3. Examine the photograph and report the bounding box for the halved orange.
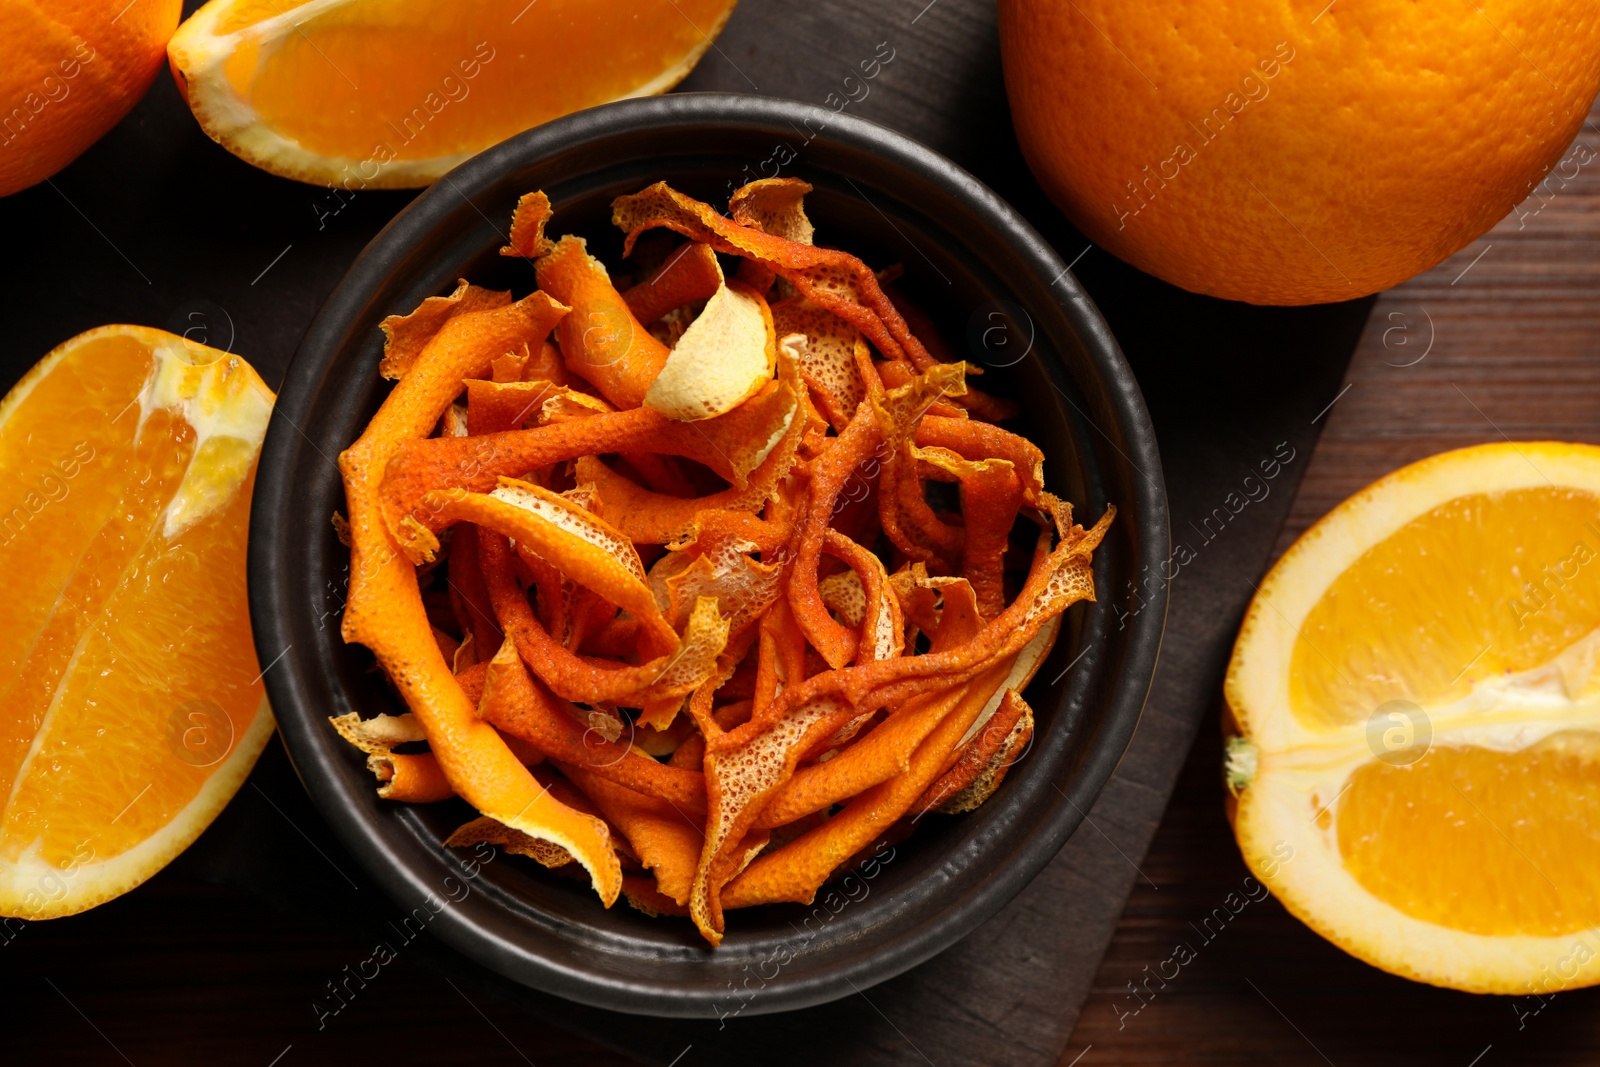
[1226,442,1600,994]
[0,326,275,919]
[167,0,740,188]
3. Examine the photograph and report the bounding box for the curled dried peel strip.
[623,876,692,917]
[917,689,1035,816]
[445,525,503,655]
[537,234,669,409]
[789,361,965,661]
[734,502,1113,752]
[953,611,1059,750]
[637,597,733,721]
[419,478,678,653]
[752,669,1000,829]
[886,285,1020,423]
[872,365,972,561]
[819,569,867,627]
[772,297,870,432]
[524,339,570,386]
[896,439,965,554]
[444,814,574,870]
[378,280,513,381]
[645,279,777,422]
[787,403,882,669]
[612,181,940,372]
[888,562,940,638]
[916,416,1044,500]
[576,456,770,545]
[623,240,724,326]
[722,655,1024,910]
[823,529,903,664]
[370,751,456,803]
[723,659,985,908]
[691,696,847,944]
[915,445,1025,619]
[337,297,618,906]
[729,177,816,245]
[560,763,703,906]
[464,379,579,435]
[573,367,805,545]
[729,177,815,296]
[478,528,714,713]
[490,346,529,383]
[618,452,697,497]
[381,378,800,540]
[501,190,555,260]
[726,643,1062,908]
[653,536,784,641]
[358,723,549,804]
[329,711,426,754]
[477,634,708,813]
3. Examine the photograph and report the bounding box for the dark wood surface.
[0,0,1596,1064]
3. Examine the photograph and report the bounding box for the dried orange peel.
[332,179,1112,945]
[338,291,622,906]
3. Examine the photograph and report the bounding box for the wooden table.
[3,2,1598,1064]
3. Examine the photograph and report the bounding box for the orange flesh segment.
[233,0,735,162]
[0,330,270,872]
[1337,732,1600,937]
[1291,488,1600,730]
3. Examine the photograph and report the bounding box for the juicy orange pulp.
[1339,732,1600,938]
[1292,487,1600,729]
[171,0,740,187]
[0,329,266,881]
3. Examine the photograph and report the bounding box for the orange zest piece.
[772,296,872,432]
[560,763,704,906]
[623,240,724,326]
[915,688,1036,816]
[537,235,669,409]
[377,280,513,381]
[369,751,456,804]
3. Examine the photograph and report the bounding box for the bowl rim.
[249,91,1169,1017]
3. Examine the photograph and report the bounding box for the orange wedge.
[0,326,275,919]
[1226,442,1600,994]
[166,0,740,188]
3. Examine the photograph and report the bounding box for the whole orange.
[998,0,1600,305]
[0,0,181,198]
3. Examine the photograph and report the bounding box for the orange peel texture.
[333,181,1114,941]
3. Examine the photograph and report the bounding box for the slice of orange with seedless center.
[1226,442,1600,994]
[167,0,740,187]
[0,326,275,919]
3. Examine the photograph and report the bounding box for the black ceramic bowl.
[249,93,1167,1018]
